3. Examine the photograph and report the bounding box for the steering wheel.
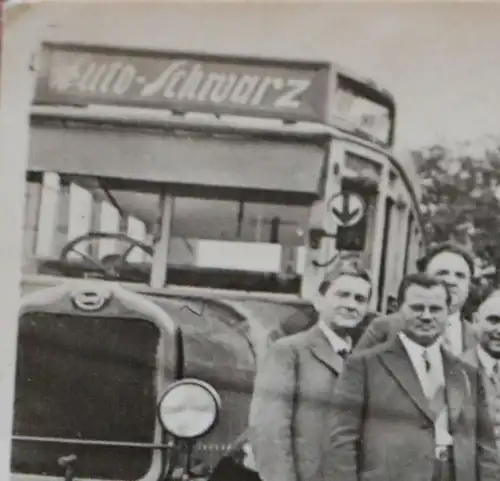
[59,232,153,278]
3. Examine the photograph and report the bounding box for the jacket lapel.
[308,327,345,375]
[441,349,467,429]
[378,337,435,420]
[462,347,496,410]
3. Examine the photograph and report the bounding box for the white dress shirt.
[443,312,464,356]
[399,333,453,446]
[318,321,352,354]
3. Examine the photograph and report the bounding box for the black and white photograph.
[1,2,500,481]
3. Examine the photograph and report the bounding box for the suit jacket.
[462,347,500,450]
[355,311,477,353]
[248,325,344,481]
[325,336,500,481]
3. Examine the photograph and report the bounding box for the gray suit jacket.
[248,325,344,481]
[355,311,477,353]
[462,347,500,451]
[326,337,500,481]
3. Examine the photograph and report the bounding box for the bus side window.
[404,213,420,274]
[336,217,367,251]
[403,212,413,276]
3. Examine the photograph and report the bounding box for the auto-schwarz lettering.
[50,56,312,111]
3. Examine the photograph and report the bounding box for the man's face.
[426,252,471,313]
[475,296,500,358]
[316,275,371,330]
[400,284,449,346]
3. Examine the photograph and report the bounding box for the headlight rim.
[157,378,221,440]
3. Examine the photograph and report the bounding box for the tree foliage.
[411,138,500,308]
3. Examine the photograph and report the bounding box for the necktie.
[423,349,431,373]
[422,349,452,445]
[422,350,442,398]
[337,348,350,360]
[339,334,353,359]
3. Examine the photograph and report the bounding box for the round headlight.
[157,379,221,440]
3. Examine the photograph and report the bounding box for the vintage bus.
[15,42,425,481]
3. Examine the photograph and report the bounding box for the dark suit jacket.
[355,311,477,353]
[325,336,500,481]
[249,325,345,481]
[462,347,500,451]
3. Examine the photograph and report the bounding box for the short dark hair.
[416,241,475,276]
[397,272,452,306]
[318,255,372,296]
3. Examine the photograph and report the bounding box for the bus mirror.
[157,379,221,440]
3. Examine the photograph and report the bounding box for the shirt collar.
[399,332,442,357]
[318,321,352,353]
[476,345,499,377]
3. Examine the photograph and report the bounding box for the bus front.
[18,43,425,480]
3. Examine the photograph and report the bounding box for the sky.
[5,1,500,151]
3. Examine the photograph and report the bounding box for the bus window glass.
[332,75,394,146]
[35,173,60,256]
[169,197,310,293]
[127,217,147,262]
[388,204,406,292]
[67,184,93,259]
[339,173,379,262]
[404,212,415,275]
[363,202,378,265]
[98,202,120,258]
[23,173,43,267]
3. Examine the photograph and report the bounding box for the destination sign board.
[33,43,395,145]
[34,43,330,122]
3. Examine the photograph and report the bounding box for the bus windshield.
[27,174,311,294]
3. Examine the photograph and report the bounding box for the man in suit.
[356,242,477,353]
[326,272,499,481]
[248,259,372,481]
[462,290,500,451]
